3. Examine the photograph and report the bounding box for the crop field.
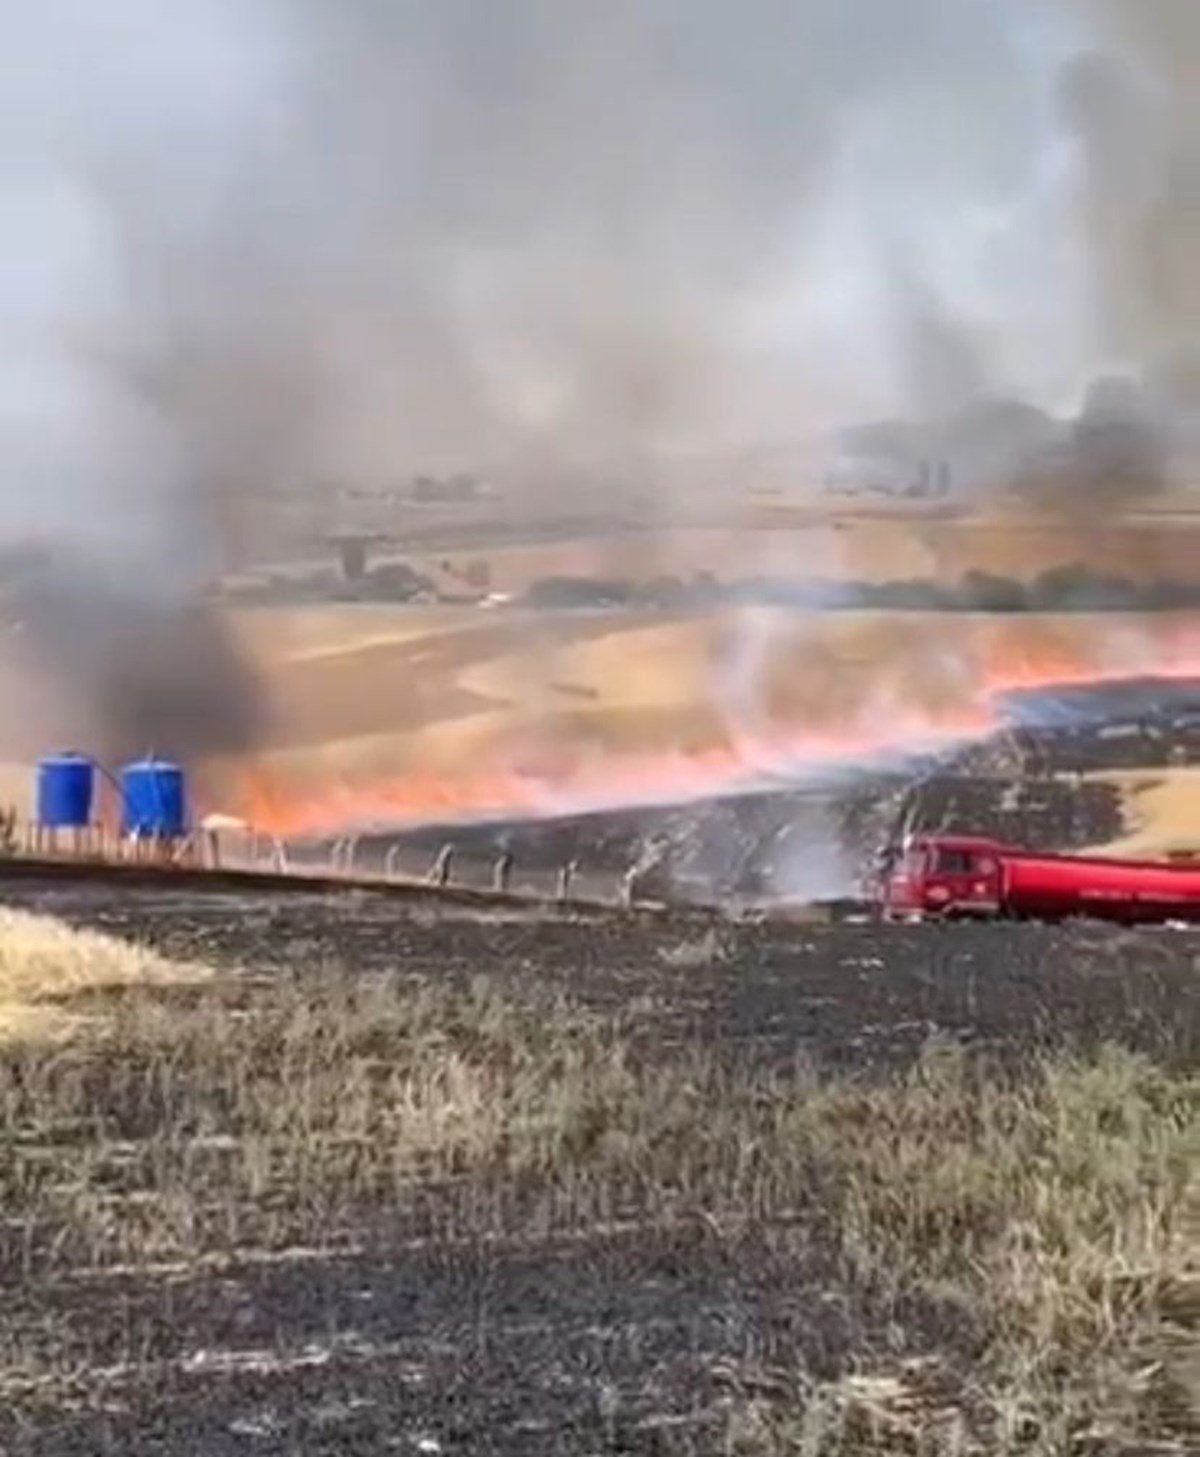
[0,877,1196,1454]
[10,599,1184,830]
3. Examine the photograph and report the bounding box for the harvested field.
[0,878,1196,1454]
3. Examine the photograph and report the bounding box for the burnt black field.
[0,875,1196,1454]
[4,876,1197,1070]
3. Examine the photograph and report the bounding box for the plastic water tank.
[36,753,96,829]
[120,758,188,838]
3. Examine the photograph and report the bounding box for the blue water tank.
[36,753,96,829]
[120,758,188,838]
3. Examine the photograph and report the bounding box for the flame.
[228,614,1200,839]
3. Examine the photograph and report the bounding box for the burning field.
[159,602,1197,906]
[4,530,1197,1453]
[2,536,1198,908]
[2,532,1196,1457]
[210,605,1199,832]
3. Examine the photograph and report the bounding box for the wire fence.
[0,816,645,908]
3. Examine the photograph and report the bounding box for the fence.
[0,814,641,908]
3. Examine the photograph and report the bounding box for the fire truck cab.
[879,835,1006,921]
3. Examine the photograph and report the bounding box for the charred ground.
[0,877,1195,1454]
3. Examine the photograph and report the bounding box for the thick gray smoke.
[1068,5,1200,361]
[0,0,1195,774]
[5,557,267,768]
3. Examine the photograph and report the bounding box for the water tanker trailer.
[880,834,1200,926]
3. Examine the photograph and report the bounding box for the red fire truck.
[879,834,1200,925]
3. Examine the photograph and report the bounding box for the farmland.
[0,878,1195,1454]
[5,497,1200,836]
[0,505,1197,1451]
[5,0,1200,1445]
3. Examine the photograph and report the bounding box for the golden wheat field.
[0,908,209,1044]
[1082,769,1200,858]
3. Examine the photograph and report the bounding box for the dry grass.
[0,921,1194,1451]
[228,603,474,662]
[657,926,735,968]
[0,909,209,1045]
[1085,769,1200,861]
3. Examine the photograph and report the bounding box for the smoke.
[3,556,267,768]
[1065,5,1200,367]
[0,0,1196,789]
[1,2,1137,501]
[762,808,858,903]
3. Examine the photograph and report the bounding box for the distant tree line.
[522,564,1200,614]
[217,559,1200,614]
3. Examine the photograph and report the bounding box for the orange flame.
[231,616,1200,839]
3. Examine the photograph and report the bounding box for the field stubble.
[0,886,1195,1454]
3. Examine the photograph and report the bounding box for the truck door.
[879,842,927,917]
[926,847,1002,916]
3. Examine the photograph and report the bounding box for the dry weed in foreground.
[658,926,733,968]
[0,966,1195,1451]
[0,908,209,1044]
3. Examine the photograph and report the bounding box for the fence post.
[556,859,577,903]
[429,843,454,886]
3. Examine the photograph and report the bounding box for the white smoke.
[762,807,859,903]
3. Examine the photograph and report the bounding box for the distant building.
[325,531,392,581]
[821,455,951,500]
[463,558,492,589]
[411,473,485,503]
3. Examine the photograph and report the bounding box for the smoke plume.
[0,1,1197,785]
[4,557,267,768]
